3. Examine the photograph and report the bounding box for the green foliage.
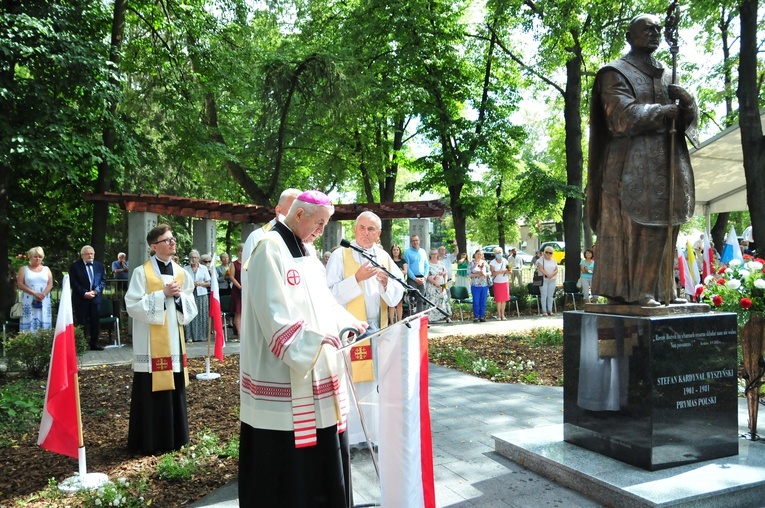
[430,343,538,383]
[0,378,44,446]
[157,453,196,481]
[526,327,564,347]
[224,433,240,460]
[156,428,239,481]
[42,476,151,507]
[5,327,88,378]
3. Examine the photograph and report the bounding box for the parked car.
[515,250,534,265]
[539,241,566,265]
[482,245,500,261]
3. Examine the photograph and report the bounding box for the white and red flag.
[209,260,225,362]
[38,274,81,458]
[377,314,436,508]
[702,233,714,280]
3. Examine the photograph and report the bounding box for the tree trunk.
[562,46,583,281]
[738,0,765,256]
[711,212,730,255]
[91,0,127,262]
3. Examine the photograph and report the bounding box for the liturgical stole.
[143,259,189,392]
[342,247,389,383]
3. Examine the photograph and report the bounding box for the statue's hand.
[668,84,694,109]
[662,104,679,120]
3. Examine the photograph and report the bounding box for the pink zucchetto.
[296,190,332,205]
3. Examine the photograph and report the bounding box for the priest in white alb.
[325,210,404,447]
[125,224,197,455]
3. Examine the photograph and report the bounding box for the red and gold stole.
[143,259,189,391]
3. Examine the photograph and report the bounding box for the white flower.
[727,279,742,290]
[747,261,764,271]
[704,275,716,284]
[740,269,751,278]
[725,268,734,276]
[730,259,743,267]
[755,279,765,289]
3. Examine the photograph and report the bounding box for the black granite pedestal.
[563,310,739,471]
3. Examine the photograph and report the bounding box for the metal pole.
[664,1,680,305]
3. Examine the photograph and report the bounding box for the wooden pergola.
[84,192,449,222]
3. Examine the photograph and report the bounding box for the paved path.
[80,315,608,507]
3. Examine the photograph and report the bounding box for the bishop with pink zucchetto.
[238,185,367,506]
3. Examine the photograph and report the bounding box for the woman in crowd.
[184,249,211,342]
[389,244,408,323]
[228,243,244,336]
[469,250,491,322]
[455,252,470,289]
[16,246,53,331]
[489,247,510,320]
[216,252,231,297]
[580,249,595,303]
[536,247,559,316]
[425,249,451,323]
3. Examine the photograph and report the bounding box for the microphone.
[340,239,365,255]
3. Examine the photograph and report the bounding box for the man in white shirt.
[326,211,405,446]
[510,248,524,287]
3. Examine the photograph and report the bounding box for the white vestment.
[240,228,358,447]
[125,257,197,373]
[326,241,404,445]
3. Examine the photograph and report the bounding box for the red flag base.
[195,357,221,380]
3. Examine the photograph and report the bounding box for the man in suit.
[70,245,106,350]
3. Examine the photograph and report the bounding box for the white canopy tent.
[691,110,765,217]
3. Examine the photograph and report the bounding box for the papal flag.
[721,225,744,265]
[38,275,81,458]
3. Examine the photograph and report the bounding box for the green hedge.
[5,328,88,378]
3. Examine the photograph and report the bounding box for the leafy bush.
[157,453,196,481]
[526,327,563,347]
[0,378,44,445]
[5,328,87,377]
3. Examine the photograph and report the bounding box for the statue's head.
[626,14,662,54]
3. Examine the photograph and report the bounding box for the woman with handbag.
[536,248,558,316]
[16,246,53,331]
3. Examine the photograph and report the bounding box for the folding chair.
[563,280,584,310]
[220,294,232,342]
[100,298,122,348]
[449,286,473,322]
[527,283,556,316]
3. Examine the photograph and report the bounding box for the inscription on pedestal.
[563,311,738,471]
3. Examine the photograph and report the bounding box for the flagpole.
[197,254,221,380]
[47,275,109,493]
[664,0,680,306]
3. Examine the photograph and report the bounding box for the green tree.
[0,0,123,312]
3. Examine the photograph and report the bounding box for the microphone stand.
[340,240,451,321]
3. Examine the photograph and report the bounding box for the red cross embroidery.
[286,269,301,286]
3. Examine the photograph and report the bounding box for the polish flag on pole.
[209,260,225,362]
[377,314,436,508]
[702,233,714,280]
[38,274,81,458]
